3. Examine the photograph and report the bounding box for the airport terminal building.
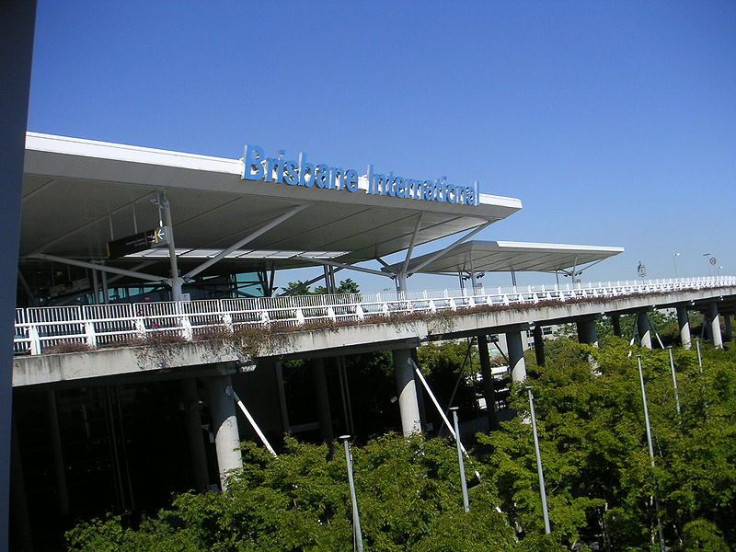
[10,133,736,550]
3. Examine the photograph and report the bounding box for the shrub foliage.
[67,339,736,551]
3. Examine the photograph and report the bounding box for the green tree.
[314,278,361,295]
[66,435,518,552]
[480,340,736,550]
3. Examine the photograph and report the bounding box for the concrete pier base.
[206,375,243,489]
[576,317,599,347]
[611,314,622,338]
[637,311,652,349]
[11,422,33,551]
[47,390,70,515]
[707,302,723,349]
[677,306,691,350]
[311,358,334,443]
[477,334,499,430]
[532,324,545,366]
[393,348,422,436]
[181,379,209,491]
[506,330,527,382]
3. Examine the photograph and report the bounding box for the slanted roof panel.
[387,240,624,275]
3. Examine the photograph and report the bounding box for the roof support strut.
[297,257,389,278]
[396,213,424,291]
[276,268,344,297]
[26,254,166,284]
[408,222,491,276]
[183,204,308,280]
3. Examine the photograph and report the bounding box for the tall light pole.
[703,253,712,276]
[673,253,680,279]
[526,387,551,534]
[636,356,666,552]
[340,435,364,552]
[667,347,681,417]
[450,407,470,512]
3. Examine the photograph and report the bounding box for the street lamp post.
[340,435,364,552]
[526,387,551,534]
[673,252,680,279]
[636,356,666,552]
[667,347,681,417]
[450,407,470,513]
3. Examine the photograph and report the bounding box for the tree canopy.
[66,338,736,551]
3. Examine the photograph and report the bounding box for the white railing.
[13,276,736,356]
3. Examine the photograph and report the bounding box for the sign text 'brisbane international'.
[242,145,480,206]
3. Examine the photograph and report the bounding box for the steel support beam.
[183,205,308,280]
[26,191,154,256]
[158,191,183,300]
[276,269,342,297]
[396,213,424,290]
[27,254,165,284]
[408,222,491,276]
[298,257,390,278]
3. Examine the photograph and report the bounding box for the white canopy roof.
[21,133,522,273]
[385,240,624,275]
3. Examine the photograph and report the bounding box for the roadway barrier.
[12,276,735,355]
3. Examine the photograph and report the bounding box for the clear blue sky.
[28,1,736,292]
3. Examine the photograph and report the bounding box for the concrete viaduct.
[13,278,736,488]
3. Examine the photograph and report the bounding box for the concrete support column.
[91,268,100,305]
[532,324,545,366]
[101,269,109,304]
[393,348,422,436]
[206,375,243,489]
[274,361,290,434]
[676,306,691,350]
[576,318,599,347]
[477,334,499,430]
[181,379,210,491]
[311,358,334,443]
[611,314,622,338]
[396,271,408,293]
[724,314,733,343]
[46,391,70,516]
[506,330,527,382]
[637,311,652,349]
[707,302,723,349]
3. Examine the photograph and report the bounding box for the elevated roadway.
[14,276,736,388]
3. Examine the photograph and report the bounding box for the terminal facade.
[10,134,736,550]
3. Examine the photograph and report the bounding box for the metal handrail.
[13,276,736,355]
